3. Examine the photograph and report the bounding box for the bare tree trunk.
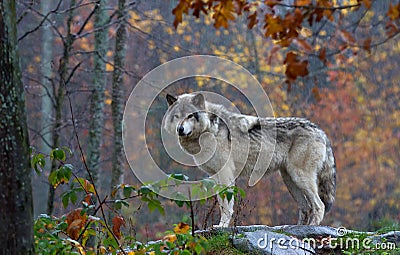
[0,0,34,253]
[47,0,76,215]
[111,0,127,192]
[34,0,54,217]
[87,0,108,188]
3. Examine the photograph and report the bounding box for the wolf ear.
[166,94,177,106]
[192,93,205,109]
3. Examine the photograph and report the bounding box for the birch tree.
[111,0,127,192]
[87,0,108,187]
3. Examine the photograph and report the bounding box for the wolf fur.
[163,92,336,227]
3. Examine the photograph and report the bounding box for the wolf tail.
[318,140,336,213]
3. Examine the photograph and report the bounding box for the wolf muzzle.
[177,125,192,137]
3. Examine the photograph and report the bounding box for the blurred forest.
[17,0,400,240]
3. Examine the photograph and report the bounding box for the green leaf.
[194,243,204,255]
[48,170,58,186]
[31,153,46,174]
[174,200,184,207]
[201,178,216,191]
[61,192,70,208]
[181,250,192,255]
[226,189,234,202]
[123,186,134,198]
[61,146,73,156]
[139,185,152,195]
[51,148,66,161]
[147,198,164,215]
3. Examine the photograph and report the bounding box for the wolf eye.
[173,114,179,119]
[187,113,194,119]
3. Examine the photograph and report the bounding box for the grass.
[205,233,248,255]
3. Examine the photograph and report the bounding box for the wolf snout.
[177,125,185,136]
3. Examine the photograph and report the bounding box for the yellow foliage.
[173,222,190,234]
[106,63,114,72]
[163,234,177,243]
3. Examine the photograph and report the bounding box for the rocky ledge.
[201,225,400,255]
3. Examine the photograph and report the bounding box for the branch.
[273,3,361,11]
[18,0,63,42]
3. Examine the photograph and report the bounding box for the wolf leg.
[280,169,312,224]
[290,172,325,225]
[211,164,236,228]
[214,195,234,227]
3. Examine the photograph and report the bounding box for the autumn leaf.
[74,178,96,194]
[295,0,312,6]
[339,29,356,44]
[247,11,258,29]
[312,86,322,102]
[212,1,236,29]
[172,0,191,28]
[362,0,372,9]
[66,208,87,240]
[284,51,309,82]
[363,37,372,53]
[387,3,400,20]
[319,47,327,62]
[191,0,208,18]
[173,222,190,234]
[163,234,177,243]
[264,14,284,38]
[112,215,126,240]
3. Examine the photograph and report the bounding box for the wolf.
[163,92,336,227]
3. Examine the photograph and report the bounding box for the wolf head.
[164,93,211,138]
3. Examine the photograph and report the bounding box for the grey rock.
[201,225,400,255]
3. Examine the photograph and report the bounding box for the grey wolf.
[163,92,336,227]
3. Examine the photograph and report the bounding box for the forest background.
[13,0,400,242]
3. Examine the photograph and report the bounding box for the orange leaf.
[172,0,191,28]
[83,193,93,205]
[362,0,372,9]
[339,30,356,44]
[247,11,258,29]
[363,37,371,53]
[163,234,177,243]
[312,86,322,102]
[284,51,309,81]
[295,0,312,6]
[319,47,326,62]
[112,215,126,240]
[66,208,87,240]
[212,1,236,29]
[191,0,208,18]
[387,4,400,20]
[173,222,190,234]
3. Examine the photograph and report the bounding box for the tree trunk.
[111,0,127,192]
[34,0,54,217]
[0,0,35,253]
[87,0,108,188]
[47,0,76,215]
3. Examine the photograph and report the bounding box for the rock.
[233,229,315,255]
[200,225,400,255]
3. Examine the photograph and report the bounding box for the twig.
[64,78,127,254]
[188,188,195,237]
